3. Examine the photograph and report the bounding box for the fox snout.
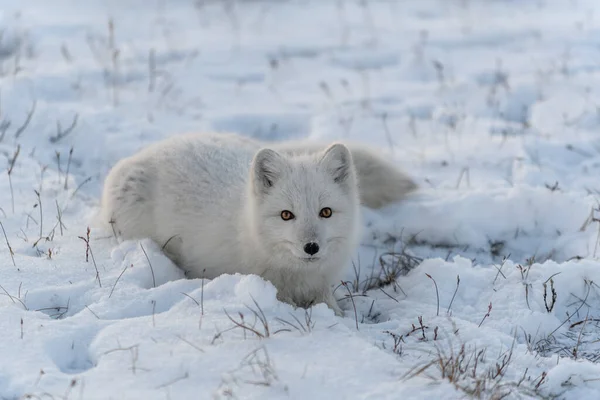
[303,242,320,255]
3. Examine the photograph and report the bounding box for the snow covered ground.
[2,0,600,398]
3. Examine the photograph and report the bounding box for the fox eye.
[281,210,295,221]
[319,207,332,218]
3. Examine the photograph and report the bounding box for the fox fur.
[100,132,416,315]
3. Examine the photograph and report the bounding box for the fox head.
[246,143,361,273]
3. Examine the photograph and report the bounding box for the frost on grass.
[2,0,600,399]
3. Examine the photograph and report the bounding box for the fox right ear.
[251,148,286,193]
[320,143,353,185]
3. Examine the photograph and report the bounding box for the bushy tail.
[345,144,417,209]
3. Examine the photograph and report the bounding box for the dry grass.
[215,345,283,399]
[403,336,555,399]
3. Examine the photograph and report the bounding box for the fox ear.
[252,148,287,193]
[320,143,353,184]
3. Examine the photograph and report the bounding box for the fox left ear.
[320,143,353,184]
[251,148,287,194]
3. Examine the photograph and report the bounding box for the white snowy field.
[2,0,600,398]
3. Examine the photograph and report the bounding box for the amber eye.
[319,207,332,218]
[281,210,295,221]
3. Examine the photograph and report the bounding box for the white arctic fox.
[101,133,416,315]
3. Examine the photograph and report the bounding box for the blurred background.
[4,0,599,260]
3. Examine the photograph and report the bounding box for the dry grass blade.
[139,242,156,288]
[181,292,200,306]
[70,176,92,199]
[34,190,43,242]
[224,308,267,339]
[0,220,16,267]
[447,275,460,315]
[49,113,79,143]
[478,302,492,328]
[0,282,16,304]
[248,295,270,337]
[14,100,36,139]
[341,280,359,330]
[109,263,129,298]
[7,144,20,214]
[425,273,440,316]
[64,146,73,190]
[78,227,102,288]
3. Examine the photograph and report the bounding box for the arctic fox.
[101,133,416,315]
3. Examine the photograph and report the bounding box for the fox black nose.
[303,242,320,255]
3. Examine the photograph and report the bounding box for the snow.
[2,0,600,398]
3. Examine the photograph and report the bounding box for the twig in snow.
[593,214,600,258]
[455,167,470,189]
[379,287,399,302]
[64,146,73,189]
[34,190,43,243]
[85,305,100,319]
[201,268,206,317]
[78,227,102,287]
[181,292,199,306]
[543,279,557,313]
[7,145,20,214]
[425,273,440,316]
[199,268,206,330]
[155,372,190,389]
[341,280,358,330]
[70,176,92,199]
[570,318,600,329]
[55,151,62,183]
[151,300,156,327]
[139,242,156,288]
[55,200,66,236]
[0,282,15,304]
[447,275,460,315]
[478,302,492,328]
[572,310,590,360]
[14,100,36,139]
[109,263,130,298]
[0,120,10,142]
[0,283,27,309]
[175,335,205,353]
[49,113,79,143]
[492,254,510,284]
[0,220,16,267]
[224,305,271,339]
[381,112,394,155]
